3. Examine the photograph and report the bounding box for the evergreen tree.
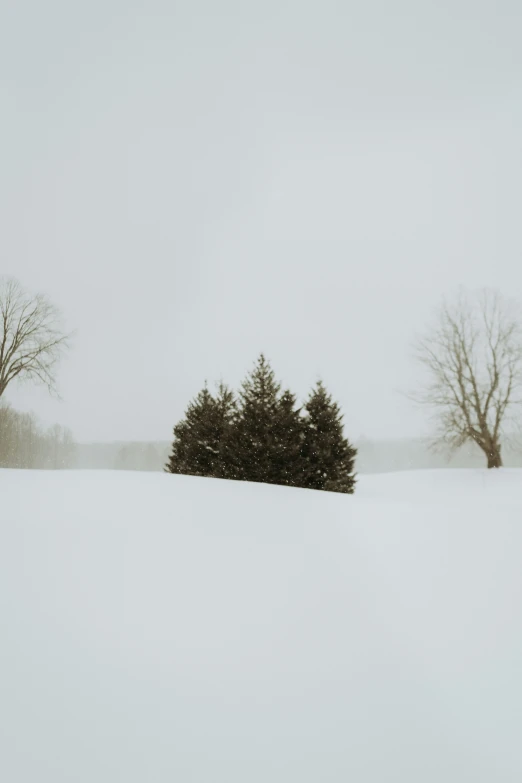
[223,354,304,486]
[212,382,237,478]
[165,383,235,478]
[165,360,357,494]
[269,388,305,486]
[301,381,357,493]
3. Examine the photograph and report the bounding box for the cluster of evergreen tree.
[165,355,357,493]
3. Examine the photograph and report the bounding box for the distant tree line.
[0,403,76,469]
[114,442,161,471]
[166,355,357,493]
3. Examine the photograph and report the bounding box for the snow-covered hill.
[1,469,522,782]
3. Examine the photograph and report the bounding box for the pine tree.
[269,388,305,486]
[212,382,237,478]
[223,354,304,486]
[165,383,235,478]
[165,361,357,494]
[301,381,357,493]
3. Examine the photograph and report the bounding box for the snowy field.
[1,468,522,782]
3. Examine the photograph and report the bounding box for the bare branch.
[411,288,522,468]
[0,277,71,399]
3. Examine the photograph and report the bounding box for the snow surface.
[1,468,522,782]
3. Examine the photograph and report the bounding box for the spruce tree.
[223,354,304,486]
[212,382,237,478]
[301,381,357,493]
[165,383,235,478]
[269,388,305,486]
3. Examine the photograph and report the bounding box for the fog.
[2,0,521,443]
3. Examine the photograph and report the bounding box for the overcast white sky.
[2,0,521,442]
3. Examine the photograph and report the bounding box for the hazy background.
[2,0,521,444]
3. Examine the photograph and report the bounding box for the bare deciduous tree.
[413,289,522,468]
[0,277,70,399]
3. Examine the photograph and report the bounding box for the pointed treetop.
[240,354,281,403]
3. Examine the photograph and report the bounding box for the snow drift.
[1,468,522,782]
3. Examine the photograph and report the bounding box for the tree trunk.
[485,443,502,469]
